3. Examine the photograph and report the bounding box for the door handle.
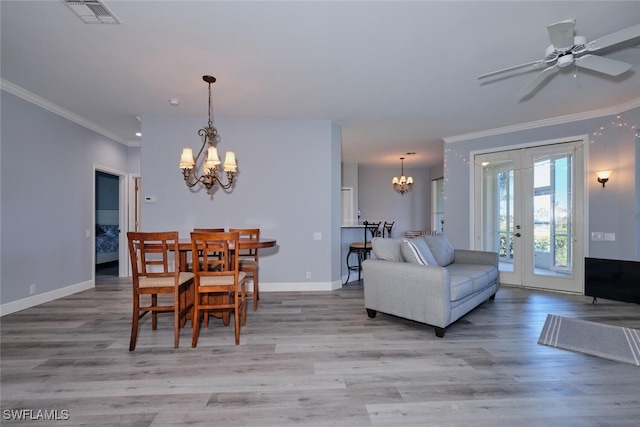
[515,233,521,237]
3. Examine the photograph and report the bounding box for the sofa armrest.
[362,259,452,328]
[454,249,498,268]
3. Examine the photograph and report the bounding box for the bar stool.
[344,221,381,284]
[382,221,395,238]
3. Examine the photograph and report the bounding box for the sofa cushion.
[446,264,498,292]
[424,234,455,267]
[400,237,437,265]
[449,274,475,301]
[371,237,404,262]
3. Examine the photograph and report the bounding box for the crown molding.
[444,97,640,144]
[1,78,129,146]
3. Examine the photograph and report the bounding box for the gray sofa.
[362,234,499,337]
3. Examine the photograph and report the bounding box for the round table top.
[178,237,276,250]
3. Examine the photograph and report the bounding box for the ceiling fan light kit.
[478,20,640,98]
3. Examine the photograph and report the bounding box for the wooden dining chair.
[191,228,226,325]
[229,228,260,311]
[190,231,247,346]
[126,231,194,351]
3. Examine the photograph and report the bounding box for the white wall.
[140,115,341,289]
[443,106,639,262]
[1,91,130,309]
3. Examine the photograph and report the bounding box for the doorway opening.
[95,171,120,278]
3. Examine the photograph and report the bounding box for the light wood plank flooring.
[1,278,639,426]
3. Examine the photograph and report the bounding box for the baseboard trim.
[262,280,343,292]
[0,280,95,316]
[1,279,346,316]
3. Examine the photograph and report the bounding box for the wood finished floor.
[1,277,639,426]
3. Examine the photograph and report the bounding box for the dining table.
[177,237,277,272]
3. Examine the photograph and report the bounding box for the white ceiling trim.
[444,97,640,144]
[1,78,129,146]
[3,74,638,151]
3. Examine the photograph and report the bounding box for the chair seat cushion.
[139,272,194,288]
[200,272,247,286]
[349,242,371,250]
[239,259,258,268]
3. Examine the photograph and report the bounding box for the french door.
[474,141,584,293]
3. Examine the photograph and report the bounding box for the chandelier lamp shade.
[179,75,237,194]
[392,156,413,195]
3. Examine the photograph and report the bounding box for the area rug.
[538,314,640,366]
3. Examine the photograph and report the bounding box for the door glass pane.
[482,160,514,272]
[532,154,573,277]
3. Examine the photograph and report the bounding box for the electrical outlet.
[591,232,604,241]
[306,272,311,279]
[29,284,36,295]
[313,232,322,240]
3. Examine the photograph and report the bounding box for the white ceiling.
[2,1,640,167]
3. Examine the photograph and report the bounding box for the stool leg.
[344,249,353,285]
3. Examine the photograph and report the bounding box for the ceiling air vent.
[63,1,121,24]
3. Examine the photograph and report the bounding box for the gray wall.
[1,91,130,306]
[140,115,341,287]
[357,164,432,238]
[95,172,119,210]
[444,106,640,262]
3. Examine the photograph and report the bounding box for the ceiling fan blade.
[586,23,640,52]
[478,59,546,80]
[575,54,633,76]
[518,65,559,99]
[547,19,576,50]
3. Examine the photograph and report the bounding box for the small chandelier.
[179,75,237,194]
[392,156,413,195]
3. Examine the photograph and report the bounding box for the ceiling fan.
[478,19,640,99]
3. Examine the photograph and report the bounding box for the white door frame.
[470,135,589,294]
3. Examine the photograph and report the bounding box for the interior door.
[474,141,584,293]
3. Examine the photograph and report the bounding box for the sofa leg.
[434,327,446,338]
[490,293,496,300]
[366,308,377,318]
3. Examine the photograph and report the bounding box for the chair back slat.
[229,228,260,260]
[362,221,381,244]
[191,231,240,279]
[382,221,395,238]
[127,231,179,280]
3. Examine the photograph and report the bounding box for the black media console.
[585,257,640,304]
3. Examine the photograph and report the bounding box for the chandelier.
[392,156,413,195]
[179,75,237,194]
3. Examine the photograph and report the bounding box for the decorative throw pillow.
[371,237,403,262]
[424,234,455,267]
[400,237,437,266]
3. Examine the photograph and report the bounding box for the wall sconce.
[596,170,611,187]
